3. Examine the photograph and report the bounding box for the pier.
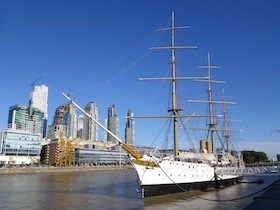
[244,162,280,174]
[217,164,280,175]
[244,179,280,210]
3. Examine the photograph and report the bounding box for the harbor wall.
[0,165,134,175]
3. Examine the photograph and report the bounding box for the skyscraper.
[66,102,77,138]
[83,102,98,140]
[76,115,84,138]
[106,104,119,144]
[47,103,79,139]
[8,104,45,136]
[125,109,135,145]
[47,105,68,139]
[29,85,48,118]
[29,85,48,137]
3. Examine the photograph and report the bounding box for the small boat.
[63,11,244,199]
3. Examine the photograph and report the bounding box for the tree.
[242,150,268,164]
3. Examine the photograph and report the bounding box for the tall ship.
[63,12,244,199]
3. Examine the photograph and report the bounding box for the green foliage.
[242,150,268,164]
[40,160,47,165]
[49,160,56,166]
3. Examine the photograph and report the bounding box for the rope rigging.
[69,18,170,96]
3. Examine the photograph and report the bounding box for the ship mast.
[146,12,197,157]
[222,89,230,153]
[136,12,212,157]
[205,53,219,152]
[190,53,241,153]
[221,89,244,153]
[194,53,222,152]
[170,12,179,157]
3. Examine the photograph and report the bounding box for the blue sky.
[0,1,280,159]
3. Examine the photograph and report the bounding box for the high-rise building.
[76,115,84,138]
[29,85,48,137]
[106,104,119,144]
[29,85,48,118]
[83,102,98,140]
[47,105,68,139]
[48,103,78,139]
[125,109,135,145]
[66,103,77,139]
[8,104,45,136]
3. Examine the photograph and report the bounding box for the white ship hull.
[133,156,241,198]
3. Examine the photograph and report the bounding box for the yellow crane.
[56,133,76,167]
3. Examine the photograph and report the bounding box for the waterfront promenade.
[0,165,133,175]
[244,179,280,210]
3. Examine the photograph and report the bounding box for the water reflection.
[0,170,278,210]
[0,170,142,210]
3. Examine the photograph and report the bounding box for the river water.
[0,169,278,210]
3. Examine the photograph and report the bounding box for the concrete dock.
[0,165,133,175]
[244,179,280,210]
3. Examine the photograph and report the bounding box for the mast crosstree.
[189,53,243,153]
[139,11,202,157]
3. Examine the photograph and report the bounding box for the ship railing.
[216,165,280,175]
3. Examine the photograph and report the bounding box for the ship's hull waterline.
[141,177,240,198]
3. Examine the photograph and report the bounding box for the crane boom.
[30,76,42,90]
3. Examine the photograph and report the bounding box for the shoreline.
[0,165,134,175]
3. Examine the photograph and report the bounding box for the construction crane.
[30,76,42,90]
[271,129,280,134]
[28,76,42,117]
